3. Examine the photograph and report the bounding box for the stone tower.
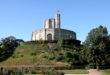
[55,14,60,28]
[31,14,76,41]
[44,14,61,29]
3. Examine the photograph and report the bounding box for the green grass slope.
[0,41,69,67]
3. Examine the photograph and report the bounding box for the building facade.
[31,14,76,40]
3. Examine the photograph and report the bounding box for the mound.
[0,40,81,68]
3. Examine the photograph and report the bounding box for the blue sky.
[0,0,110,42]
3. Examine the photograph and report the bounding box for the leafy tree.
[83,25,110,70]
[84,25,108,46]
[0,36,24,62]
[79,46,88,65]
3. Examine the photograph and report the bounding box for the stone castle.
[31,14,76,40]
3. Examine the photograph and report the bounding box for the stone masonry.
[31,14,76,40]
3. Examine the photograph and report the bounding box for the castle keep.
[31,14,76,40]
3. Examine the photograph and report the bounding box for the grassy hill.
[0,41,72,67]
[0,40,81,69]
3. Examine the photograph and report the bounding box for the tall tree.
[83,25,110,70]
[84,25,108,46]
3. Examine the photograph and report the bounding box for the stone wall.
[32,29,55,40]
[32,29,45,40]
[45,29,54,40]
[54,29,76,40]
[32,28,76,41]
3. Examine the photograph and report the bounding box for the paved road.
[65,69,102,75]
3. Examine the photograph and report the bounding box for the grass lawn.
[59,69,89,74]
[102,69,110,75]
[24,69,88,75]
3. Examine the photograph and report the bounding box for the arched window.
[47,34,52,40]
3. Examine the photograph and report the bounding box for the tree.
[83,25,110,70]
[0,36,24,62]
[84,25,108,46]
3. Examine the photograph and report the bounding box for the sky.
[0,0,110,42]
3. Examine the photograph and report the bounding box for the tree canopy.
[0,36,24,62]
[83,25,110,69]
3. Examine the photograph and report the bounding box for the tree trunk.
[96,65,100,71]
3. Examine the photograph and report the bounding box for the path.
[65,69,102,75]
